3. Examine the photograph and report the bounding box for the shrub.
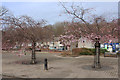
[89,48,95,53]
[100,49,108,54]
[61,51,72,57]
[79,51,93,55]
[116,51,120,55]
[72,48,108,55]
[89,48,108,54]
[72,48,94,55]
[25,47,32,50]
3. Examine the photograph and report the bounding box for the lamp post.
[93,38,101,69]
[53,35,55,50]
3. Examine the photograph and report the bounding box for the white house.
[67,37,94,50]
[78,37,94,48]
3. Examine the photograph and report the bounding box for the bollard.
[44,58,48,70]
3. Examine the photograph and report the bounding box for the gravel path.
[2,51,118,78]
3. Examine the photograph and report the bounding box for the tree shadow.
[7,60,44,65]
[81,65,114,71]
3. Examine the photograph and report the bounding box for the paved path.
[2,51,118,78]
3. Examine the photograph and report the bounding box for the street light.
[53,39,54,49]
[92,38,101,69]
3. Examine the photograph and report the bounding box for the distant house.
[36,37,64,51]
[78,37,94,48]
[48,41,64,50]
[65,37,94,51]
[48,37,64,50]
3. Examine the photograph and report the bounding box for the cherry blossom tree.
[59,22,82,50]
[2,14,53,64]
[59,2,118,49]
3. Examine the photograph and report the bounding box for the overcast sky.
[2,2,118,25]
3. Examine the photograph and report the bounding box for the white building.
[78,37,94,48]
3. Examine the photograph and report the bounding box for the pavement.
[2,51,118,78]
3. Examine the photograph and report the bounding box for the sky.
[2,2,118,25]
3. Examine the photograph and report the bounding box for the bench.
[104,52,118,57]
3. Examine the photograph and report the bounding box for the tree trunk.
[31,42,37,64]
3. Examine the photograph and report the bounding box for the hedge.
[72,48,108,55]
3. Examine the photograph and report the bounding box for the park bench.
[104,52,118,58]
